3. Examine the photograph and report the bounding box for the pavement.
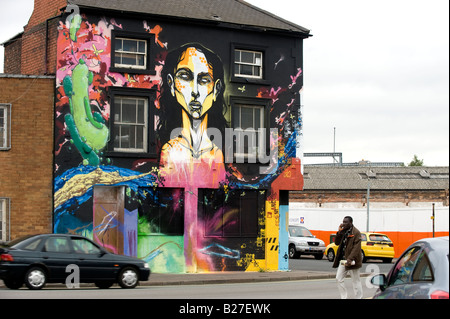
[146,269,341,286]
[1,269,372,289]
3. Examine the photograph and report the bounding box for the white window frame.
[0,198,10,242]
[0,103,11,150]
[233,104,265,160]
[114,37,147,70]
[113,96,148,153]
[234,49,263,79]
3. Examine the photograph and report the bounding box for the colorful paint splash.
[54,11,304,273]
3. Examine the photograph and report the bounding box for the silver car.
[288,225,325,260]
[371,236,449,299]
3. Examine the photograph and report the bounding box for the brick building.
[2,0,309,273]
[290,165,449,257]
[0,75,54,241]
[2,0,64,75]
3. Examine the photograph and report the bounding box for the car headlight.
[298,242,307,246]
[319,241,325,247]
[143,263,150,269]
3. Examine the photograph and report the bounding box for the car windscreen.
[289,226,313,237]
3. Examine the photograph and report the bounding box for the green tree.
[409,154,424,166]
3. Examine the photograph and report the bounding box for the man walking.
[333,216,363,299]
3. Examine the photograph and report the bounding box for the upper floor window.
[234,49,263,79]
[233,103,265,159]
[0,103,11,150]
[113,96,148,153]
[229,96,271,163]
[107,87,157,157]
[110,31,155,75]
[114,38,147,70]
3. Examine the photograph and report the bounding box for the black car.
[0,234,150,290]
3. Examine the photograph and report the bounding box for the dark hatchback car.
[371,236,449,299]
[0,234,150,290]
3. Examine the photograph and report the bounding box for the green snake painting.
[63,59,109,166]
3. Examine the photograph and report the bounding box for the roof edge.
[68,0,311,37]
[238,0,311,35]
[1,32,24,46]
[0,74,55,79]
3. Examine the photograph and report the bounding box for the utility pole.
[366,164,374,232]
[366,174,370,232]
[333,127,337,165]
[432,203,435,237]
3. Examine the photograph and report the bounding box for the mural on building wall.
[54,11,303,273]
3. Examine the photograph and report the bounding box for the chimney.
[20,0,67,75]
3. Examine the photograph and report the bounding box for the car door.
[383,244,433,298]
[42,236,75,281]
[402,247,434,298]
[71,237,116,280]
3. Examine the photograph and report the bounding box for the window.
[0,104,11,150]
[113,96,148,153]
[114,38,147,70]
[21,238,43,251]
[72,237,102,255]
[44,237,71,253]
[0,198,9,242]
[138,188,184,235]
[389,246,434,286]
[111,31,155,74]
[108,87,156,156]
[200,189,265,237]
[412,251,434,282]
[230,98,269,162]
[234,49,263,79]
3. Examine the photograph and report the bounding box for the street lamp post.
[366,174,370,232]
[432,203,435,237]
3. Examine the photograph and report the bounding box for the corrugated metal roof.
[302,166,449,190]
[70,0,310,35]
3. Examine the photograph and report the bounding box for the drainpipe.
[44,15,62,75]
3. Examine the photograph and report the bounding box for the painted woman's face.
[169,47,219,119]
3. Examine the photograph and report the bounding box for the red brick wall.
[21,24,47,75]
[4,0,67,75]
[0,75,54,240]
[26,0,67,29]
[290,190,449,207]
[3,38,22,74]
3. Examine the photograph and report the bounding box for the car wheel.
[327,249,335,262]
[25,267,47,290]
[95,281,114,289]
[289,245,299,259]
[118,267,139,289]
[361,250,367,263]
[3,278,23,289]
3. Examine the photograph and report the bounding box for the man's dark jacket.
[332,226,363,269]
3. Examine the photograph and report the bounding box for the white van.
[288,225,325,260]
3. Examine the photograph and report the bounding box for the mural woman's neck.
[182,111,210,153]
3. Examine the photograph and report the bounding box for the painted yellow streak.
[54,168,153,208]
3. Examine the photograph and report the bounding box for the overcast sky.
[1,0,449,166]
